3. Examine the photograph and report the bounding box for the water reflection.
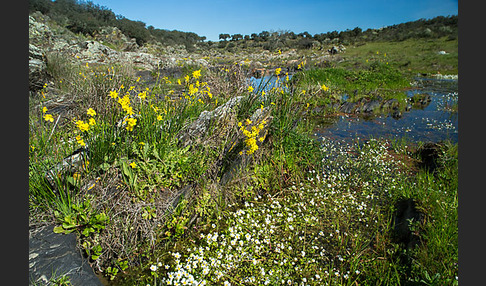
[312,78,458,143]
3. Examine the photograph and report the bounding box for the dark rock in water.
[382,98,399,110]
[391,110,402,119]
[339,101,357,113]
[415,142,444,173]
[392,198,423,250]
[360,100,381,113]
[29,225,103,285]
[410,93,432,109]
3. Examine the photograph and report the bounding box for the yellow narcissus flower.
[109,90,118,99]
[89,118,96,126]
[43,114,54,122]
[76,120,90,132]
[87,108,96,116]
[275,68,281,75]
[247,86,254,93]
[42,107,48,113]
[138,90,147,100]
[125,117,137,131]
[321,84,329,92]
[188,84,198,96]
[129,162,137,168]
[76,135,85,146]
[126,106,134,115]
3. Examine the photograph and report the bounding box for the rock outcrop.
[29,225,103,286]
[94,26,139,51]
[29,44,49,91]
[177,96,243,148]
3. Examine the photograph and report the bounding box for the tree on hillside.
[258,31,270,41]
[115,17,150,45]
[29,0,53,14]
[219,33,230,41]
[231,34,243,41]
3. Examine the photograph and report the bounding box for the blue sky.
[89,0,458,42]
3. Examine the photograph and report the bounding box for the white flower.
[150,265,158,271]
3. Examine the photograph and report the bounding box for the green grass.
[338,37,458,75]
[295,62,410,96]
[29,47,458,286]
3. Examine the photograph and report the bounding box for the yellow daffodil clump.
[76,135,86,146]
[124,117,137,132]
[42,106,54,122]
[238,118,267,155]
[76,120,90,132]
[87,108,97,117]
[192,69,202,79]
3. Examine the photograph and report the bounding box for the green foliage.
[118,142,194,200]
[52,197,109,262]
[165,199,190,239]
[105,266,120,281]
[53,198,108,237]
